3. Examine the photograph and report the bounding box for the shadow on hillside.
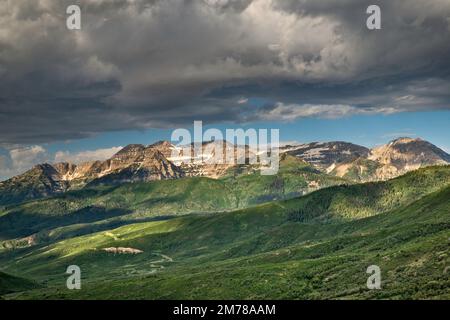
[0,206,133,240]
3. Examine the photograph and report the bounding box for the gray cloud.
[0,0,449,145]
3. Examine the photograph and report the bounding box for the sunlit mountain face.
[0,1,449,301]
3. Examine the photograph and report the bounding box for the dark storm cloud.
[0,0,449,144]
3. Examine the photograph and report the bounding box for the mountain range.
[0,137,448,205]
[0,135,449,299]
[283,137,450,181]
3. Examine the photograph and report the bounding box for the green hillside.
[0,272,38,296]
[1,166,449,299]
[285,165,450,221]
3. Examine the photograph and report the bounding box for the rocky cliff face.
[88,148,184,186]
[0,164,70,204]
[283,142,370,171]
[168,140,257,178]
[367,137,450,180]
[148,141,177,158]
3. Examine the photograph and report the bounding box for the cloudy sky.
[0,0,450,179]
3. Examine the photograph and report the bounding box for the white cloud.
[0,145,48,181]
[9,145,47,170]
[255,103,402,122]
[54,146,123,164]
[382,132,417,139]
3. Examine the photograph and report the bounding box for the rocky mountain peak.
[369,137,450,165]
[284,141,370,170]
[389,137,423,145]
[30,163,61,179]
[282,138,449,182]
[147,141,176,158]
[150,140,174,148]
[52,162,77,177]
[111,144,146,160]
[0,163,70,204]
